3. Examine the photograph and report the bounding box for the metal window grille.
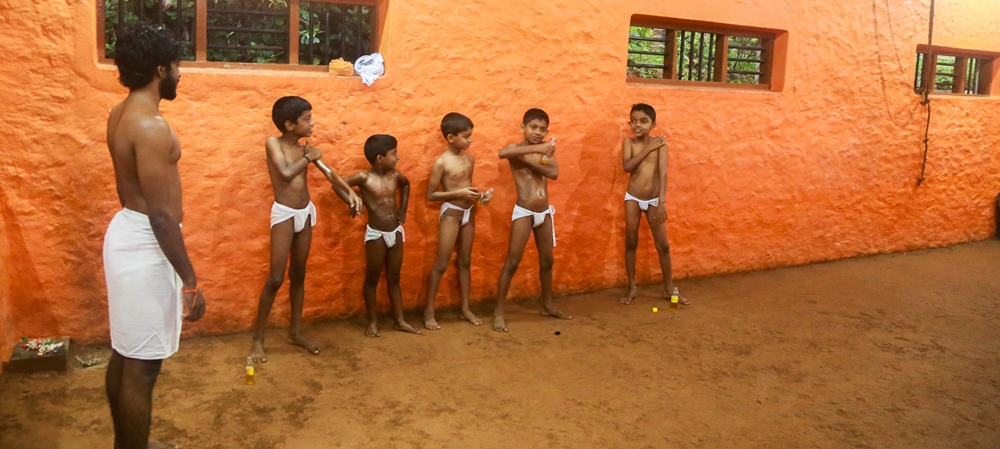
[727,36,763,84]
[299,3,374,66]
[206,0,290,63]
[102,0,196,60]
[627,25,769,86]
[913,51,991,96]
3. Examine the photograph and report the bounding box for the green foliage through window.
[627,24,770,86]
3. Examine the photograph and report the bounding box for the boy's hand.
[650,204,667,223]
[654,136,667,149]
[182,289,206,322]
[347,191,363,217]
[305,146,323,162]
[541,137,556,156]
[398,211,407,225]
[458,186,480,202]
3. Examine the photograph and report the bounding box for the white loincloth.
[270,201,316,233]
[511,204,556,247]
[103,208,183,360]
[440,202,472,226]
[624,191,659,211]
[365,224,405,248]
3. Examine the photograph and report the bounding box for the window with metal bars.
[99,0,377,68]
[627,19,776,89]
[913,49,994,96]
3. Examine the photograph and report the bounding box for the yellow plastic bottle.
[245,356,255,386]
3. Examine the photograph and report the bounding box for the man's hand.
[650,203,667,224]
[305,146,322,162]
[347,191,363,217]
[458,186,480,202]
[182,289,206,322]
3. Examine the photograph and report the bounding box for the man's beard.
[159,72,178,100]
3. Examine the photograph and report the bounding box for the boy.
[346,134,420,336]
[424,112,491,330]
[619,103,688,306]
[249,96,362,363]
[493,108,571,332]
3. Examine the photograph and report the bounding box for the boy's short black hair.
[114,23,183,90]
[441,112,474,138]
[630,103,657,124]
[364,134,397,164]
[272,96,312,132]
[522,108,549,126]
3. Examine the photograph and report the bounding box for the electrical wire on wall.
[917,0,935,186]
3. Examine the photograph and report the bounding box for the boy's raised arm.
[498,141,555,159]
[522,155,559,180]
[397,173,410,225]
[266,137,315,182]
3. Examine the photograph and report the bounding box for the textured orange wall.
[0,0,998,358]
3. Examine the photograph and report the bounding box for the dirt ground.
[1,240,999,449]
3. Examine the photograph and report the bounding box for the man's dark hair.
[271,96,312,132]
[364,134,398,164]
[630,103,657,124]
[114,23,183,90]
[441,112,474,138]
[522,108,549,126]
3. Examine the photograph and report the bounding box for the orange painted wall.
[0,0,998,366]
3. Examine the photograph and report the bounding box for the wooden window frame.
[627,16,785,91]
[97,0,382,72]
[914,45,995,96]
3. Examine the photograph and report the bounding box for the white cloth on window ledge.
[354,53,384,86]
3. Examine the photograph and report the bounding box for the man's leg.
[249,220,295,362]
[621,201,643,304]
[424,215,462,330]
[114,355,163,449]
[386,237,419,334]
[363,238,389,337]
[534,217,570,319]
[646,212,688,305]
[493,217,533,332]
[455,213,481,325]
[106,350,126,444]
[288,222,320,354]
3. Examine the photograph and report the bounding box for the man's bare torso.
[107,99,183,219]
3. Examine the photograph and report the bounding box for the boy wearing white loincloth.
[104,23,206,449]
[248,96,362,363]
[492,108,572,332]
[619,103,689,306]
[344,134,420,337]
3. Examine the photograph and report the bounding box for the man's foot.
[249,340,267,363]
[366,322,380,337]
[288,333,321,355]
[619,285,639,305]
[541,306,572,320]
[460,309,483,326]
[394,321,422,334]
[424,311,441,330]
[493,314,508,332]
[148,443,177,449]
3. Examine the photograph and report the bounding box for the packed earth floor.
[1,240,999,449]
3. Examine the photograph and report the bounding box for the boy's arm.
[344,170,365,188]
[397,173,410,225]
[498,141,555,159]
[521,155,559,180]
[315,159,362,216]
[266,137,317,182]
[426,160,479,203]
[622,138,661,173]
[652,139,669,223]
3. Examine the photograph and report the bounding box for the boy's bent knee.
[625,236,640,251]
[539,255,554,271]
[501,259,521,275]
[456,256,472,270]
[655,241,671,254]
[263,276,284,292]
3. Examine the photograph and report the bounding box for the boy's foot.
[493,314,508,332]
[394,321,422,334]
[619,286,639,305]
[424,311,442,330]
[460,309,483,326]
[288,333,321,355]
[366,322,380,337]
[663,290,691,305]
[248,340,267,363]
[541,307,572,320]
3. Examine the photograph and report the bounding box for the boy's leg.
[363,238,389,337]
[493,217,534,332]
[287,222,320,354]
[456,213,481,325]
[112,352,164,449]
[386,237,420,334]
[249,220,295,362]
[424,215,462,330]
[646,212,689,305]
[620,201,643,304]
[534,217,571,320]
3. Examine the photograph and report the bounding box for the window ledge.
[627,79,779,94]
[96,60,362,78]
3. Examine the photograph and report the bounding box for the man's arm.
[622,137,662,173]
[498,141,555,159]
[266,137,315,182]
[397,173,410,225]
[315,159,362,216]
[426,160,479,203]
[134,120,205,320]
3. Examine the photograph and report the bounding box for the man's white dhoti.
[103,208,183,360]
